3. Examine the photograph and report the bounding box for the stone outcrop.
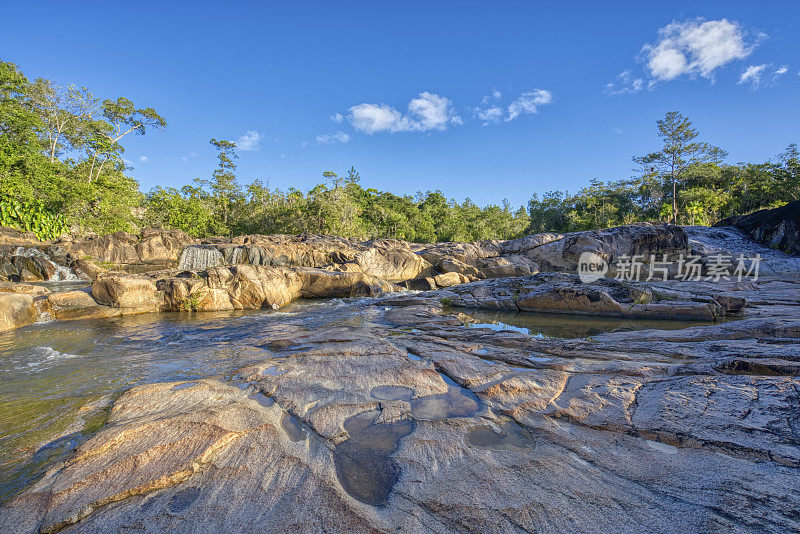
[3,275,799,532]
[46,290,120,321]
[438,272,745,321]
[91,274,161,314]
[716,200,800,256]
[0,292,37,332]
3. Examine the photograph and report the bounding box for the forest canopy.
[1,59,797,242]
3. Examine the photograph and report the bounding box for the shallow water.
[333,410,414,507]
[461,309,724,338]
[0,297,722,505]
[0,298,372,503]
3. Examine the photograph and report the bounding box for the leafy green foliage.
[1,60,798,242]
[0,194,68,240]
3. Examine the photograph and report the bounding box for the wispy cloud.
[608,18,759,94]
[738,63,790,89]
[235,130,263,151]
[605,70,644,95]
[474,89,553,124]
[315,131,350,144]
[347,92,462,134]
[139,155,149,163]
[181,152,197,163]
[330,113,344,123]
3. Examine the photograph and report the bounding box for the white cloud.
[139,155,149,163]
[347,92,461,134]
[330,113,344,123]
[315,131,351,144]
[605,70,645,95]
[608,18,760,94]
[473,89,553,124]
[476,106,503,124]
[612,128,624,135]
[738,63,790,89]
[181,156,188,163]
[506,90,553,121]
[235,130,262,151]
[644,19,753,82]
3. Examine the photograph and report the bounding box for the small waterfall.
[229,246,246,265]
[12,247,78,281]
[178,245,225,270]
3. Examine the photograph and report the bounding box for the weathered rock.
[433,271,469,288]
[521,223,688,272]
[435,257,482,278]
[91,274,161,314]
[440,272,744,320]
[0,280,50,297]
[46,290,120,321]
[300,268,397,298]
[5,290,799,532]
[63,231,140,265]
[136,229,193,262]
[716,200,800,256]
[353,244,433,282]
[0,292,37,332]
[0,226,42,246]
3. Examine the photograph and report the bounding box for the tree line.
[1,59,797,242]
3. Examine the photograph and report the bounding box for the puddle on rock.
[410,373,480,421]
[406,349,423,362]
[248,392,275,408]
[280,412,307,442]
[370,385,413,402]
[260,366,287,377]
[460,309,727,338]
[333,410,414,507]
[466,418,535,450]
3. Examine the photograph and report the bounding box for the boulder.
[136,229,193,262]
[521,223,687,272]
[435,258,482,278]
[354,246,432,282]
[46,290,120,321]
[91,274,161,314]
[0,280,50,297]
[442,273,744,321]
[433,272,469,288]
[0,292,37,332]
[65,231,140,264]
[300,268,396,298]
[716,200,800,256]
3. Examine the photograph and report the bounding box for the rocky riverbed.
[0,213,799,532]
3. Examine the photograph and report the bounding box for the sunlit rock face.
[2,271,799,532]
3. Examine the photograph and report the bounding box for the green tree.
[634,111,727,223]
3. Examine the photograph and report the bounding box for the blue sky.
[2,1,798,208]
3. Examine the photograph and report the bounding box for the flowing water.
[0,298,726,505]
[0,299,369,503]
